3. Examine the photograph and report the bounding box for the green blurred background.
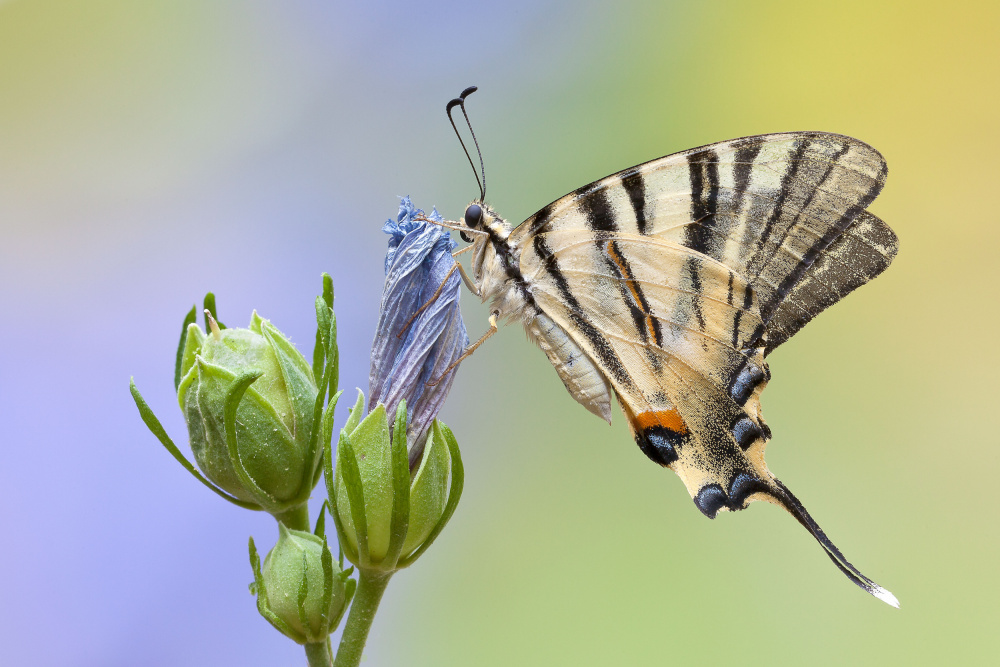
[2,0,997,665]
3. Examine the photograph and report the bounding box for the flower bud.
[327,394,463,573]
[176,311,319,511]
[249,524,354,644]
[370,197,469,468]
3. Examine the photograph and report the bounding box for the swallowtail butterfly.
[442,87,899,606]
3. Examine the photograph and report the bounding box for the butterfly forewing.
[513,132,889,343]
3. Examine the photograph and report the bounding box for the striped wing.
[514,132,897,604]
[763,210,898,353]
[513,131,898,355]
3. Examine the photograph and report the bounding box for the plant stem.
[333,570,392,667]
[304,640,333,667]
[273,503,310,531]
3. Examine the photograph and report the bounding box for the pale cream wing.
[521,228,770,478]
[521,228,770,425]
[512,132,892,349]
[520,227,895,604]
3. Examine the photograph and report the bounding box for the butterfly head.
[458,200,511,280]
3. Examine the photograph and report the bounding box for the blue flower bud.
[369,197,469,466]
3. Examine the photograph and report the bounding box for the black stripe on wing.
[580,189,666,356]
[763,211,899,354]
[757,152,886,324]
[531,233,637,391]
[685,149,722,259]
[620,168,650,235]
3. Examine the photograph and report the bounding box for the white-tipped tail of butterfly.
[872,585,900,609]
[771,480,899,608]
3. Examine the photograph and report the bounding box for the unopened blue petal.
[370,198,469,454]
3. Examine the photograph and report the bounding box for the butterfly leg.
[426,312,498,386]
[452,256,481,296]
[396,263,464,340]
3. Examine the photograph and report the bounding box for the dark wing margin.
[763,211,899,354]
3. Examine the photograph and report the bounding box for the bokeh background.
[2,0,997,665]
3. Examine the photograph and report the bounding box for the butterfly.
[441,87,899,606]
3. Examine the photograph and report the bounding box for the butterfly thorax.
[464,202,536,326]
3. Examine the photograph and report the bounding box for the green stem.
[273,503,310,532]
[333,570,392,667]
[304,640,333,667]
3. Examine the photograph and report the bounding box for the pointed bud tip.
[204,309,222,340]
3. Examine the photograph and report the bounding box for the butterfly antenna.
[770,479,899,608]
[446,86,486,201]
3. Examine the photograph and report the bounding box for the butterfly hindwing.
[763,210,899,354]
[521,228,773,493]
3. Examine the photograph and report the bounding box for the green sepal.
[384,400,411,568]
[176,324,206,403]
[311,390,341,491]
[306,276,342,495]
[129,378,259,510]
[400,416,451,558]
[252,526,351,644]
[339,405,394,563]
[321,425,347,572]
[188,352,305,505]
[174,305,197,392]
[295,549,311,637]
[323,425,338,538]
[343,389,365,435]
[312,273,335,382]
[324,532,355,632]
[259,319,317,443]
[319,534,340,631]
[249,535,304,643]
[326,310,339,406]
[313,295,331,382]
[314,500,328,539]
[336,430,369,567]
[399,420,465,568]
[222,369,281,510]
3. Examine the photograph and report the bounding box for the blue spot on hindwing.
[635,425,685,466]
[729,362,766,405]
[731,415,763,450]
[693,472,774,518]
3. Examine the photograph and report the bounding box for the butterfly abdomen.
[525,312,614,423]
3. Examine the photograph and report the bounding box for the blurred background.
[2,0,997,664]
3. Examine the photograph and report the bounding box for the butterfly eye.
[464,204,483,228]
[460,231,473,243]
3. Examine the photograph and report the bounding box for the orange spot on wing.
[633,409,689,435]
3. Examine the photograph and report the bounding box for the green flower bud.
[176,311,319,510]
[249,524,354,644]
[326,393,463,573]
[132,282,338,524]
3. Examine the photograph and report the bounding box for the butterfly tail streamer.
[769,479,899,608]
